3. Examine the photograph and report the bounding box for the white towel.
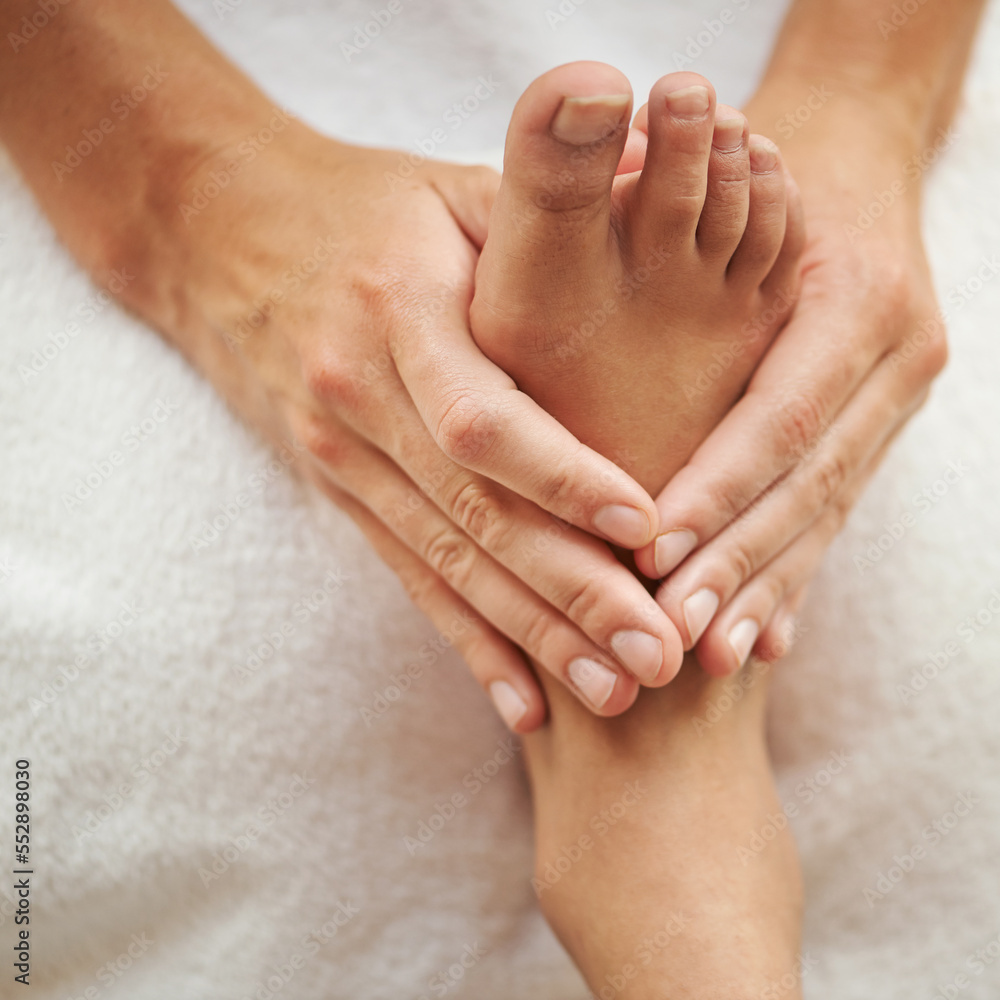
[1,1,999,996]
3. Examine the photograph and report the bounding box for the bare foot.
[470,62,806,997]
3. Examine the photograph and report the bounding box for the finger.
[364,401,683,687]
[392,300,661,550]
[694,428,899,675]
[293,413,644,716]
[633,294,892,580]
[653,350,921,647]
[310,471,547,732]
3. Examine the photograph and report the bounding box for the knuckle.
[810,451,849,509]
[725,538,758,588]
[303,354,361,411]
[293,411,351,470]
[435,391,501,466]
[449,478,508,550]
[423,525,477,592]
[773,391,827,464]
[519,605,562,663]
[559,572,609,632]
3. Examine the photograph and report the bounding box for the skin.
[0,0,978,732]
[471,61,809,993]
[468,2,986,993]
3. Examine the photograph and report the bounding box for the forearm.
[0,1,290,313]
[747,0,986,179]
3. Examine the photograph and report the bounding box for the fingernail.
[551,94,631,145]
[610,630,663,684]
[654,529,698,577]
[682,588,719,646]
[727,618,760,670]
[489,681,528,731]
[593,504,651,548]
[713,112,745,152]
[749,137,779,173]
[665,84,710,119]
[568,657,617,710]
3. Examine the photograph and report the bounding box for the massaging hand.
[630,91,946,674]
[148,125,697,728]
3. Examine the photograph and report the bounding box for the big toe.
[480,62,632,304]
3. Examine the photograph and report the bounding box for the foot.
[527,661,805,999]
[471,62,804,498]
[470,62,806,997]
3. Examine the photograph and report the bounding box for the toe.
[727,135,788,286]
[761,168,806,301]
[489,62,632,281]
[696,106,750,262]
[625,72,717,256]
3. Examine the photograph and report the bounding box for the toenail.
[749,139,779,173]
[611,630,663,684]
[569,657,618,710]
[712,114,745,152]
[593,504,651,548]
[654,529,698,577]
[550,94,632,146]
[727,618,760,670]
[682,588,719,646]
[664,85,710,119]
[489,680,528,731]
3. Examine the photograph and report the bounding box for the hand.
[132,123,686,729]
[632,95,947,674]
